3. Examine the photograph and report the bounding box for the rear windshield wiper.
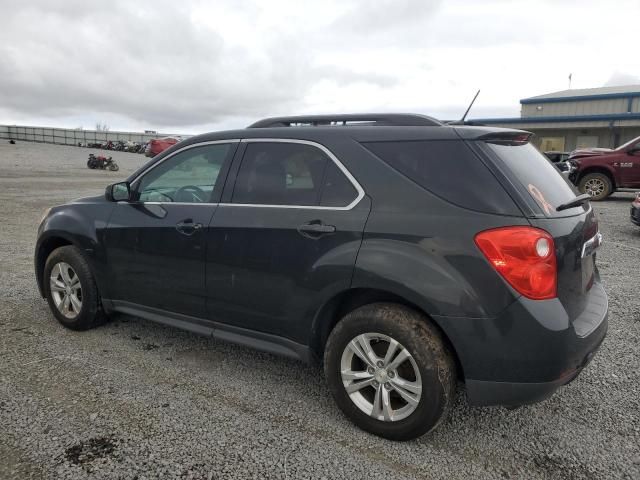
[556,193,591,211]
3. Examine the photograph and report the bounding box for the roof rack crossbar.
[248,114,442,128]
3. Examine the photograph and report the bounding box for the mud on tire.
[324,302,457,441]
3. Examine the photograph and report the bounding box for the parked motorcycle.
[87,153,119,171]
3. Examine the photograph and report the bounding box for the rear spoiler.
[478,132,533,146]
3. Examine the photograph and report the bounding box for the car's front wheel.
[324,303,456,441]
[578,172,613,201]
[43,245,106,330]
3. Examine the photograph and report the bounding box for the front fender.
[35,202,115,298]
[578,164,619,186]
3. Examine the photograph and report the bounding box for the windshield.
[616,135,640,151]
[486,142,584,217]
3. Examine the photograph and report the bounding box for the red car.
[570,135,640,200]
[145,137,180,157]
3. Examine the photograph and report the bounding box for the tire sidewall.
[43,246,101,330]
[579,173,612,201]
[324,304,454,440]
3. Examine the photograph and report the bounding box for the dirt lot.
[1,141,639,479]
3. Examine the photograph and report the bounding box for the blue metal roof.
[520,91,640,104]
[472,112,640,124]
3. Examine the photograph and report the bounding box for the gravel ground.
[0,141,639,479]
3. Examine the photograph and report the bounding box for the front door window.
[137,143,232,203]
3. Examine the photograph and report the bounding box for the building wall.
[521,98,634,117]
[527,127,640,151]
[480,88,640,151]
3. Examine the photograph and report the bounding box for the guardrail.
[0,124,187,146]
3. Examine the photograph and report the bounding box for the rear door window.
[320,161,358,207]
[232,142,326,206]
[362,140,520,215]
[485,142,582,217]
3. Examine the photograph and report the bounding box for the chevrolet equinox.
[35,114,608,440]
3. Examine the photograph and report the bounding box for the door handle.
[297,221,336,239]
[176,219,203,236]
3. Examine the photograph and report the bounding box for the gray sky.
[1,0,639,134]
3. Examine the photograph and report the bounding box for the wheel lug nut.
[376,361,384,368]
[372,381,379,388]
[367,367,375,374]
[388,371,395,378]
[384,383,392,390]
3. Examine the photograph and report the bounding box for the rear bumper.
[435,281,608,407]
[465,329,605,406]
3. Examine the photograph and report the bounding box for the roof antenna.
[449,90,480,125]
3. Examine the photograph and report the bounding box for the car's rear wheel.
[43,246,106,331]
[324,303,456,441]
[579,172,612,200]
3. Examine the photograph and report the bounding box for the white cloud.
[0,0,638,133]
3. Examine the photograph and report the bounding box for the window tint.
[233,142,329,206]
[137,143,231,203]
[362,140,520,215]
[486,142,579,217]
[320,161,358,207]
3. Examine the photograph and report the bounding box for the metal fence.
[0,124,187,146]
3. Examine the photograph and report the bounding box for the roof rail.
[247,113,442,128]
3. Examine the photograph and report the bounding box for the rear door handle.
[297,221,336,239]
[176,219,203,236]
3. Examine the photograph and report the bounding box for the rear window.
[486,142,581,217]
[362,140,520,215]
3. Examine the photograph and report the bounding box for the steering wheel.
[175,185,207,203]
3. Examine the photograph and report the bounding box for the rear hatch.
[474,133,603,325]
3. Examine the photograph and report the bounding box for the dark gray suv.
[35,114,608,440]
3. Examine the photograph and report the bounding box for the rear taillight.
[475,226,557,300]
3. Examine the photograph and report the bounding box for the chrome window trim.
[225,138,365,211]
[130,138,365,211]
[130,139,241,187]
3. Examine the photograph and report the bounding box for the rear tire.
[324,303,456,441]
[43,246,106,331]
[578,172,612,201]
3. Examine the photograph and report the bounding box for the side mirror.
[105,182,131,202]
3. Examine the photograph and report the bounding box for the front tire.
[324,303,456,441]
[43,246,106,331]
[578,172,612,200]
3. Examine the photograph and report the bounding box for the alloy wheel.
[584,178,605,196]
[340,333,422,422]
[49,262,82,319]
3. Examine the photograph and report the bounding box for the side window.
[137,143,231,203]
[232,142,329,206]
[362,140,520,215]
[320,161,358,207]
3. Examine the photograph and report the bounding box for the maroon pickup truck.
[570,135,640,200]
